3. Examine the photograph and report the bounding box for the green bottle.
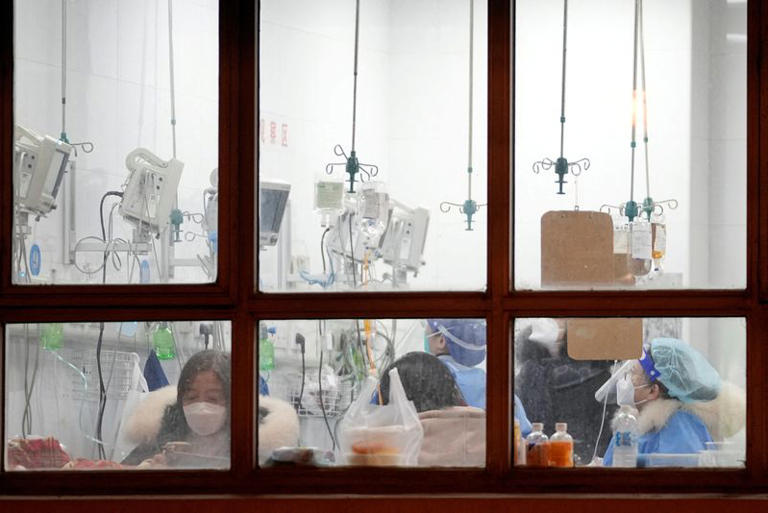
[259,325,275,371]
[40,323,63,350]
[153,323,176,360]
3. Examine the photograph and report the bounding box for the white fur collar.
[610,381,746,440]
[632,398,682,436]
[682,381,746,440]
[122,388,300,463]
[258,395,300,464]
[122,385,177,444]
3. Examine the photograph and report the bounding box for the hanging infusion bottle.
[358,181,389,241]
[612,222,634,285]
[314,179,345,228]
[628,220,652,278]
[651,216,666,274]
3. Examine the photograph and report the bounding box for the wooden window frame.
[1,0,768,509]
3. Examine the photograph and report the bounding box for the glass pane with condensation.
[5,321,231,470]
[513,317,745,468]
[12,1,219,285]
[257,318,486,468]
[258,0,488,292]
[514,0,746,290]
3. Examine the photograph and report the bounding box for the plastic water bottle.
[612,405,639,467]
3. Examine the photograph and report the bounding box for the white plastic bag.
[338,368,423,466]
[110,355,149,462]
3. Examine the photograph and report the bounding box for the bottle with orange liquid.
[525,423,550,467]
[549,422,574,468]
[651,222,666,272]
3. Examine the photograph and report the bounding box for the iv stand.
[325,0,379,193]
[440,0,487,231]
[601,0,677,222]
[532,0,590,196]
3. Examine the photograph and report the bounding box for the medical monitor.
[14,125,73,217]
[260,180,290,247]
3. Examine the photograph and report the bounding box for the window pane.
[257,318,486,467]
[258,0,488,292]
[12,1,219,285]
[513,317,746,468]
[5,321,231,470]
[514,0,746,290]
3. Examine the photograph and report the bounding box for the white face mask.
[183,401,227,436]
[616,374,652,407]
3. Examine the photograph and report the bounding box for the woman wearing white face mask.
[123,350,231,468]
[602,338,745,467]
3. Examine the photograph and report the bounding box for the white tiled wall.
[706,0,747,289]
[14,0,219,283]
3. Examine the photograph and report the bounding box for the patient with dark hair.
[123,350,231,467]
[378,352,484,467]
[379,352,467,413]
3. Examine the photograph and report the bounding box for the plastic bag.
[111,355,150,462]
[338,368,423,466]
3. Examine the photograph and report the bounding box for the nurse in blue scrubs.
[425,319,531,435]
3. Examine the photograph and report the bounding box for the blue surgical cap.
[642,338,721,403]
[427,319,486,367]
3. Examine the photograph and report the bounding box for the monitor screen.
[260,183,290,246]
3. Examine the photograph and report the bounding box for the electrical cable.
[317,321,337,452]
[296,333,306,411]
[21,324,40,437]
[22,324,29,436]
[591,361,615,464]
[102,323,123,460]
[320,228,330,274]
[107,203,125,271]
[105,324,122,394]
[99,190,124,284]
[99,191,124,242]
[95,322,107,459]
[95,194,123,461]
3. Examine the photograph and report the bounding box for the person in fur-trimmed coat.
[603,338,746,467]
[120,350,299,467]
